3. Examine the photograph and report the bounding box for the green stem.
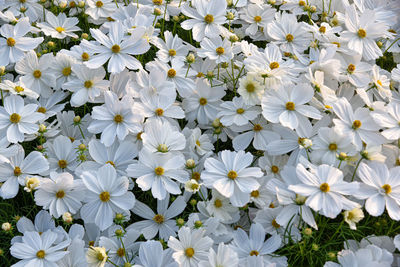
[351,158,363,182]
[384,37,400,53]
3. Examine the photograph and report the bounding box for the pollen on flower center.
[33,70,42,79]
[56,190,65,198]
[9,113,21,123]
[168,49,176,56]
[236,108,245,114]
[36,250,46,259]
[36,107,46,114]
[286,34,294,42]
[347,64,356,73]
[249,250,259,256]
[7,37,16,47]
[84,80,93,88]
[154,166,165,176]
[377,80,383,86]
[116,248,125,257]
[111,44,120,53]
[153,214,165,224]
[114,114,123,123]
[15,86,24,92]
[382,184,392,194]
[214,199,222,207]
[185,247,195,258]
[227,170,238,180]
[62,67,71,76]
[253,124,263,131]
[204,14,214,24]
[270,61,280,69]
[167,68,176,78]
[105,160,115,167]
[81,52,90,61]
[96,0,103,7]
[14,166,22,176]
[352,120,362,129]
[272,219,281,228]
[196,140,201,146]
[199,97,207,105]
[271,165,279,173]
[99,191,110,202]
[58,159,68,169]
[319,26,326,33]
[216,47,225,55]
[246,83,255,92]
[155,108,164,116]
[357,28,367,38]
[320,183,330,192]
[192,172,201,181]
[298,0,305,6]
[328,143,337,151]
[286,101,295,111]
[254,15,262,22]
[55,26,65,33]
[251,190,259,197]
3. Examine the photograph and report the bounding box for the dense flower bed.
[0,0,400,266]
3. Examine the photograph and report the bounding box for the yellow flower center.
[357,28,366,38]
[111,44,120,53]
[152,0,162,5]
[99,191,110,202]
[286,101,295,111]
[272,219,281,228]
[56,190,65,198]
[96,0,103,7]
[58,159,68,169]
[382,184,392,194]
[81,52,90,61]
[154,166,165,176]
[105,160,115,167]
[62,67,71,76]
[185,247,195,258]
[33,70,42,79]
[253,124,263,131]
[249,250,259,256]
[153,214,165,224]
[271,165,279,173]
[269,61,280,69]
[319,183,330,192]
[227,170,238,180]
[168,49,176,56]
[155,108,164,116]
[251,190,259,197]
[14,166,21,176]
[214,199,222,208]
[246,83,255,92]
[328,143,337,151]
[236,108,245,114]
[319,26,326,33]
[167,68,176,78]
[191,183,199,190]
[84,80,93,88]
[377,80,383,86]
[36,250,46,259]
[197,72,204,78]
[199,97,207,105]
[254,16,262,22]
[136,132,143,140]
[215,47,225,55]
[114,114,123,123]
[352,120,362,129]
[116,248,125,257]
[7,37,16,46]
[347,64,356,73]
[55,26,65,33]
[9,113,21,123]
[14,86,24,93]
[157,144,168,153]
[196,140,201,146]
[37,107,46,113]
[286,34,294,42]
[204,14,214,24]
[298,0,305,6]
[192,172,201,181]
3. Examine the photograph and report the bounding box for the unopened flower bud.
[176,218,185,226]
[194,220,202,228]
[2,222,11,231]
[172,15,179,22]
[47,41,55,48]
[73,115,81,123]
[115,229,123,237]
[24,177,40,192]
[212,118,221,128]
[186,53,195,64]
[303,228,312,236]
[310,5,316,12]
[39,124,46,133]
[229,35,239,42]
[186,159,196,169]
[154,8,162,16]
[78,143,86,150]
[62,212,73,223]
[81,33,89,39]
[59,1,67,8]
[0,66,5,75]
[189,199,197,206]
[226,12,234,20]
[78,1,85,7]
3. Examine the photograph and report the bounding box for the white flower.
[343,208,364,230]
[0,95,44,143]
[198,243,239,267]
[154,31,189,63]
[355,162,400,220]
[0,18,43,66]
[126,149,188,200]
[37,11,80,39]
[205,190,239,223]
[135,240,178,267]
[45,135,80,173]
[0,79,39,99]
[371,102,400,140]
[85,0,116,20]
[218,96,261,126]
[88,91,143,146]
[35,172,84,218]
[80,164,136,230]
[262,83,322,130]
[86,246,108,267]
[181,0,227,42]
[10,230,70,267]
[202,150,263,207]
[185,179,201,193]
[168,226,213,267]
[237,74,264,105]
[289,163,360,219]
[197,37,233,64]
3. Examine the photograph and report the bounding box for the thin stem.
[384,37,400,53]
[351,158,363,182]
